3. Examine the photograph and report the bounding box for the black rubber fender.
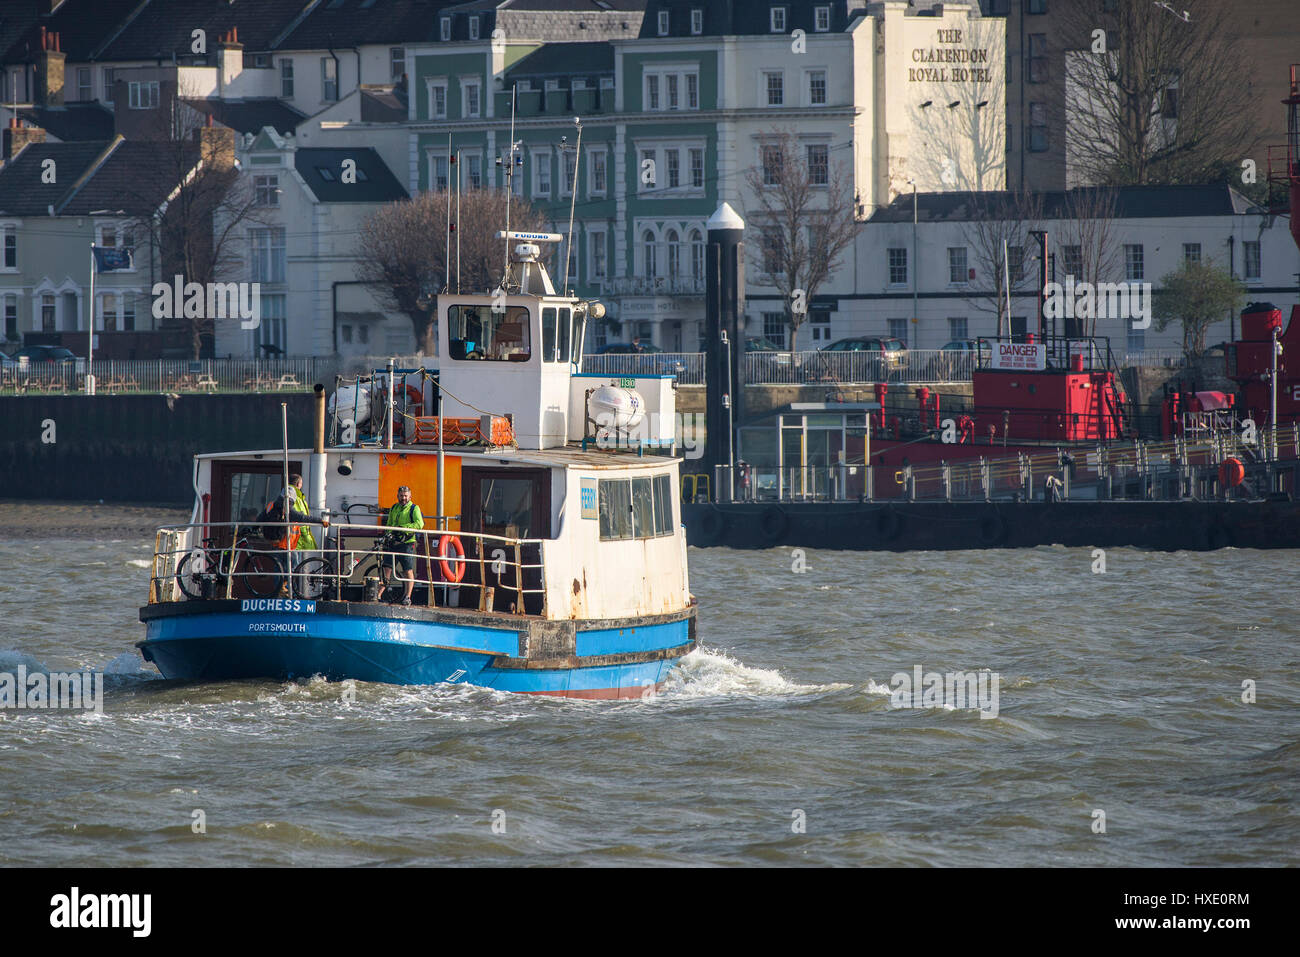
[875,507,902,541]
[1204,523,1233,550]
[977,509,1008,546]
[697,507,727,545]
[759,505,789,542]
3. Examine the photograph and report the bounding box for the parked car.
[926,337,992,379]
[940,338,993,359]
[593,342,687,377]
[15,345,81,366]
[744,336,794,371]
[821,336,908,373]
[0,350,18,370]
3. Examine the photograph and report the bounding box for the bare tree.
[743,128,859,352]
[1059,0,1259,187]
[1054,187,1122,338]
[120,79,267,358]
[961,191,1044,338]
[356,188,548,355]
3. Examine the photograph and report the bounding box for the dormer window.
[770,7,786,33]
[690,9,703,34]
[814,5,830,32]
[658,10,669,36]
[441,17,452,41]
[469,16,480,40]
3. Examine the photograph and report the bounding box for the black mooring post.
[705,203,745,501]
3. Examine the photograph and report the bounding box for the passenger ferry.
[137,234,697,698]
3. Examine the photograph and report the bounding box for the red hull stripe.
[520,682,664,700]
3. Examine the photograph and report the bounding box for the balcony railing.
[602,276,705,296]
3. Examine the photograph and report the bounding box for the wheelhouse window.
[447,304,531,361]
[541,306,575,363]
[598,474,675,541]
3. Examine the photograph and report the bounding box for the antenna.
[444,132,452,292]
[563,116,583,296]
[501,87,518,289]
[456,147,461,294]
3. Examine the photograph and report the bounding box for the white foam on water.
[660,647,849,700]
[125,559,152,569]
[863,679,894,697]
[102,652,154,676]
[0,649,50,673]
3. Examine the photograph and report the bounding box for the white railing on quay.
[1,358,326,395]
[581,352,705,384]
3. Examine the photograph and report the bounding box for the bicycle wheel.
[241,551,282,598]
[294,557,335,600]
[175,552,208,600]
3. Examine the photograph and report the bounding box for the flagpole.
[86,243,95,395]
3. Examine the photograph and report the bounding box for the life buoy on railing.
[1218,457,1245,488]
[403,384,424,416]
[438,534,466,583]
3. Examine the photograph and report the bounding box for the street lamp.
[907,178,918,349]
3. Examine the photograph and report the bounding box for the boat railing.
[703,423,1300,503]
[148,520,548,616]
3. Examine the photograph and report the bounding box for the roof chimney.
[4,120,47,160]
[36,27,66,107]
[194,122,235,173]
[217,25,244,94]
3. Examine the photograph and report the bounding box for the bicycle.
[272,531,407,602]
[175,534,283,600]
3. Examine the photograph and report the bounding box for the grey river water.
[0,530,1296,867]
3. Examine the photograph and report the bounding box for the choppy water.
[0,533,1296,866]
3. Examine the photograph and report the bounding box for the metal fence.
[0,358,326,395]
[1119,348,1188,368]
[744,350,977,385]
[580,350,977,386]
[580,353,706,384]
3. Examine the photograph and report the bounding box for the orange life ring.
[402,384,423,416]
[1218,457,1245,488]
[438,534,466,583]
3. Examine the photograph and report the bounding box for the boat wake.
[657,647,849,701]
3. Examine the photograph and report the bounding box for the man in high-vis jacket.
[383,485,424,605]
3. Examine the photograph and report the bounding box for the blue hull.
[138,602,695,699]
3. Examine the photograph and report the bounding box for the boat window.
[569,309,584,365]
[541,306,572,363]
[447,304,531,361]
[230,472,285,526]
[653,473,673,534]
[598,478,632,540]
[631,477,654,537]
[480,477,534,537]
[598,474,675,541]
